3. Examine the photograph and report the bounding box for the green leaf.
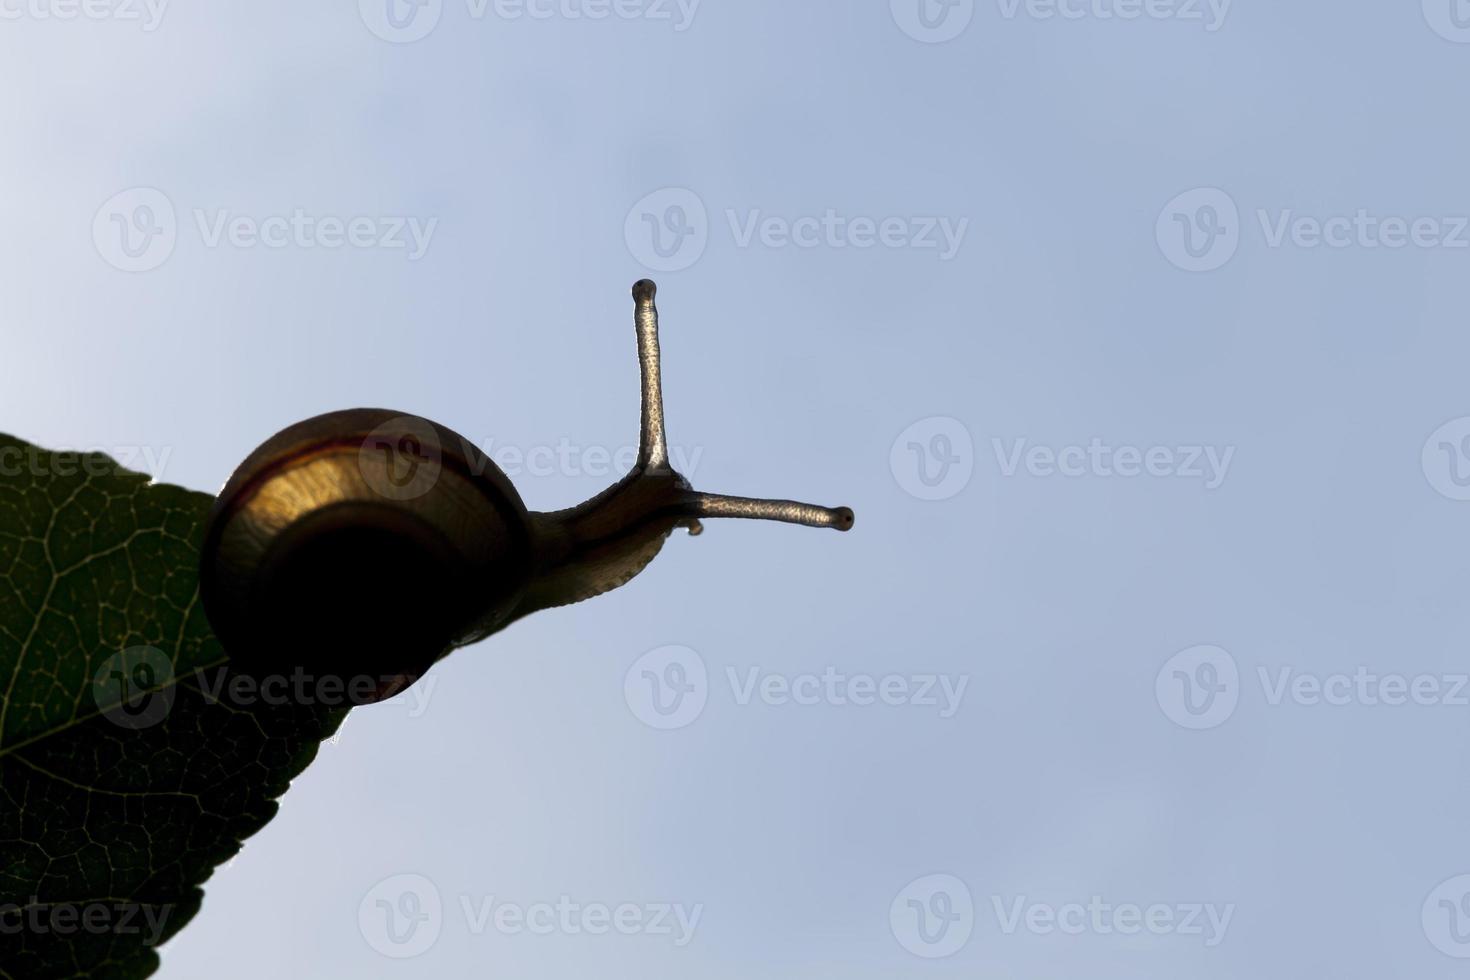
[0,435,342,980]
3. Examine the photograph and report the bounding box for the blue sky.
[7,0,1470,976]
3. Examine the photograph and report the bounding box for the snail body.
[198,281,852,704]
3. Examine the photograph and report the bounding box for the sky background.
[7,0,1470,976]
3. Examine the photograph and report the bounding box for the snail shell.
[200,410,531,702]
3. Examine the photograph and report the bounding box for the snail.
[198,280,853,704]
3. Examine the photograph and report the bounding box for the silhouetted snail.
[199,280,853,704]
